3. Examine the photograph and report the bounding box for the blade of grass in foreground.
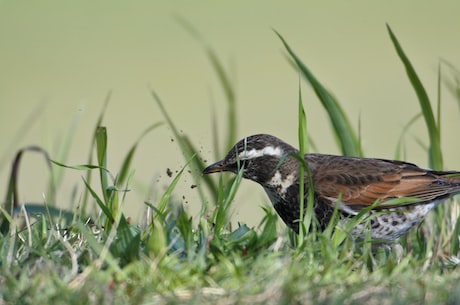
[96,126,109,203]
[393,113,422,160]
[275,31,362,157]
[48,107,81,198]
[116,122,163,189]
[213,167,244,234]
[176,17,238,155]
[296,84,314,245]
[387,24,442,170]
[82,177,114,224]
[440,59,460,113]
[206,48,238,153]
[153,156,194,218]
[150,89,216,208]
[81,92,111,213]
[95,126,122,228]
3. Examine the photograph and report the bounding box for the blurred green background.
[1,1,459,227]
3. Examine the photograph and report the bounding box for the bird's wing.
[310,155,460,212]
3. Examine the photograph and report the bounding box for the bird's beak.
[202,160,226,174]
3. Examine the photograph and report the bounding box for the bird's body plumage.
[203,134,460,242]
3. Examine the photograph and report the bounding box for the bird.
[202,134,460,242]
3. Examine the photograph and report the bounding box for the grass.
[1,26,460,305]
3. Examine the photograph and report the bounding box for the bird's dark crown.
[204,134,300,183]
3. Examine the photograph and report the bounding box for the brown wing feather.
[308,154,460,211]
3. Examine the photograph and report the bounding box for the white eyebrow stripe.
[238,146,284,160]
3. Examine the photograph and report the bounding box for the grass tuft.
[275,30,362,157]
[0,26,459,305]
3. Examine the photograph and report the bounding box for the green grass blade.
[377,197,421,207]
[440,59,460,113]
[110,217,141,266]
[296,84,313,244]
[275,31,361,157]
[387,24,442,169]
[206,49,237,151]
[298,84,309,159]
[150,89,216,205]
[323,197,342,247]
[451,215,460,255]
[155,156,193,218]
[116,122,162,188]
[297,86,306,241]
[256,207,278,248]
[48,109,82,200]
[176,17,238,153]
[213,168,243,234]
[394,113,422,160]
[81,92,111,213]
[0,205,15,233]
[81,177,114,224]
[182,135,219,199]
[50,160,103,171]
[96,126,109,202]
[437,63,442,134]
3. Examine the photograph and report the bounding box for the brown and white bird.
[202,134,460,242]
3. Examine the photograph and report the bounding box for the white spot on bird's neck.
[238,146,283,160]
[266,171,296,197]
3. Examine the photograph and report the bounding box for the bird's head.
[202,134,298,183]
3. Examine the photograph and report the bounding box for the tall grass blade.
[0,205,15,233]
[437,63,442,134]
[256,207,278,247]
[155,157,193,218]
[94,126,120,226]
[116,123,162,188]
[50,160,103,171]
[451,216,460,255]
[213,168,244,234]
[275,31,361,157]
[150,89,216,206]
[82,92,111,213]
[323,198,342,248]
[176,17,238,153]
[96,126,109,202]
[48,109,82,201]
[82,178,114,224]
[110,216,141,266]
[440,59,460,113]
[296,84,314,245]
[182,135,219,201]
[394,113,422,160]
[387,25,442,169]
[206,49,237,151]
